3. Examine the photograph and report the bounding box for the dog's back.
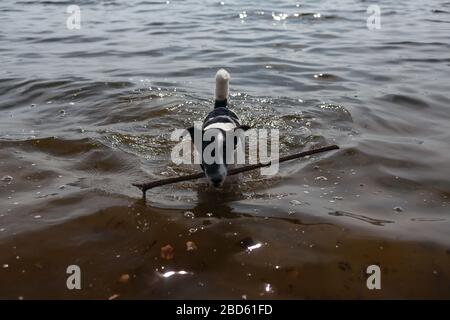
[187,69,249,188]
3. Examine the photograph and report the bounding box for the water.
[1,0,450,299]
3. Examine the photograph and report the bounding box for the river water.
[1,0,450,298]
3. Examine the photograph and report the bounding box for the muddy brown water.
[1,0,450,299]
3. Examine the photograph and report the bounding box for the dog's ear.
[234,124,251,131]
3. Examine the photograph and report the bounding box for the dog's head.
[187,125,250,188]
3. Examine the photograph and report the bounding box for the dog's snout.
[204,162,227,188]
[211,177,223,187]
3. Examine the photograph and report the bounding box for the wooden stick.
[132,145,339,199]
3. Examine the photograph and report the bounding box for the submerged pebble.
[160,244,174,260]
[186,241,198,251]
[118,274,130,283]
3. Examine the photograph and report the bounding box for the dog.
[187,69,250,188]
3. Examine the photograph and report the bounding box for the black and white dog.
[187,69,250,188]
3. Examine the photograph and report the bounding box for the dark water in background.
[1,0,450,299]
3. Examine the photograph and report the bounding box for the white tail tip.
[215,68,230,101]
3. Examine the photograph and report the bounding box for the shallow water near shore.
[1,0,450,299]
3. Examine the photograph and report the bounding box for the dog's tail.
[215,68,230,108]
